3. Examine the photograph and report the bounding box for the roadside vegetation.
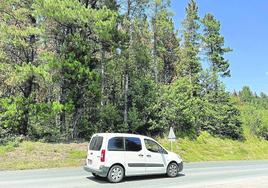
[0,141,87,170]
[161,133,268,162]
[1,0,268,170]
[2,85,267,170]
[1,130,268,170]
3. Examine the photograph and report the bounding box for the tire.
[178,162,183,172]
[107,165,124,183]
[167,162,179,177]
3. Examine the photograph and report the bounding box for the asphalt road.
[1,160,268,188]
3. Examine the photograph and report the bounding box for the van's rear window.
[108,137,124,151]
[89,136,103,151]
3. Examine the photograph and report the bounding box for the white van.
[84,133,183,183]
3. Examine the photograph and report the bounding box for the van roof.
[92,133,152,139]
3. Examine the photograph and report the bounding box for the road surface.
[1,160,268,188]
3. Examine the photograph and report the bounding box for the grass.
[0,132,268,170]
[0,143,15,156]
[159,132,268,162]
[0,141,87,170]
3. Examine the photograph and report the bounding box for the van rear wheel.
[167,162,178,177]
[107,165,124,183]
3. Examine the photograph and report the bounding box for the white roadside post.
[168,127,176,151]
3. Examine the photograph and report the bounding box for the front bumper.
[84,165,109,177]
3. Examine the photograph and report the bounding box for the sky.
[171,0,268,94]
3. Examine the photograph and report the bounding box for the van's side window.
[125,137,142,151]
[144,139,167,154]
[108,137,124,151]
[89,136,103,151]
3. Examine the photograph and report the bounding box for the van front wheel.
[107,165,124,183]
[167,162,178,177]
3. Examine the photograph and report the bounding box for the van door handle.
[146,155,151,157]
[138,154,144,157]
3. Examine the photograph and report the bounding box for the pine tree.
[202,13,232,77]
[152,0,180,84]
[119,0,152,127]
[0,0,42,136]
[180,0,201,97]
[33,0,117,139]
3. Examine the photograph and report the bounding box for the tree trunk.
[123,67,129,124]
[189,67,193,98]
[20,76,34,136]
[152,2,158,83]
[71,107,82,140]
[101,46,105,106]
[19,15,37,136]
[123,0,131,125]
[59,79,67,134]
[20,107,29,136]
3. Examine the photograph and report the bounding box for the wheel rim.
[111,167,123,181]
[169,164,178,176]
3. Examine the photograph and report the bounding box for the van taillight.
[100,149,105,162]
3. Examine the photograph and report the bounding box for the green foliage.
[0,0,248,142]
[98,104,123,133]
[149,78,202,137]
[200,71,243,139]
[0,97,21,129]
[237,92,268,140]
[239,86,254,103]
[0,143,15,156]
[29,102,64,142]
[128,78,159,134]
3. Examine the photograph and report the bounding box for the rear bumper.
[84,165,109,177]
[178,161,183,172]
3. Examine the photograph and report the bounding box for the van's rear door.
[87,136,104,169]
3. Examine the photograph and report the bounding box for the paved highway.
[1,160,268,188]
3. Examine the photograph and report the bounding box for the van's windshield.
[89,136,103,151]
